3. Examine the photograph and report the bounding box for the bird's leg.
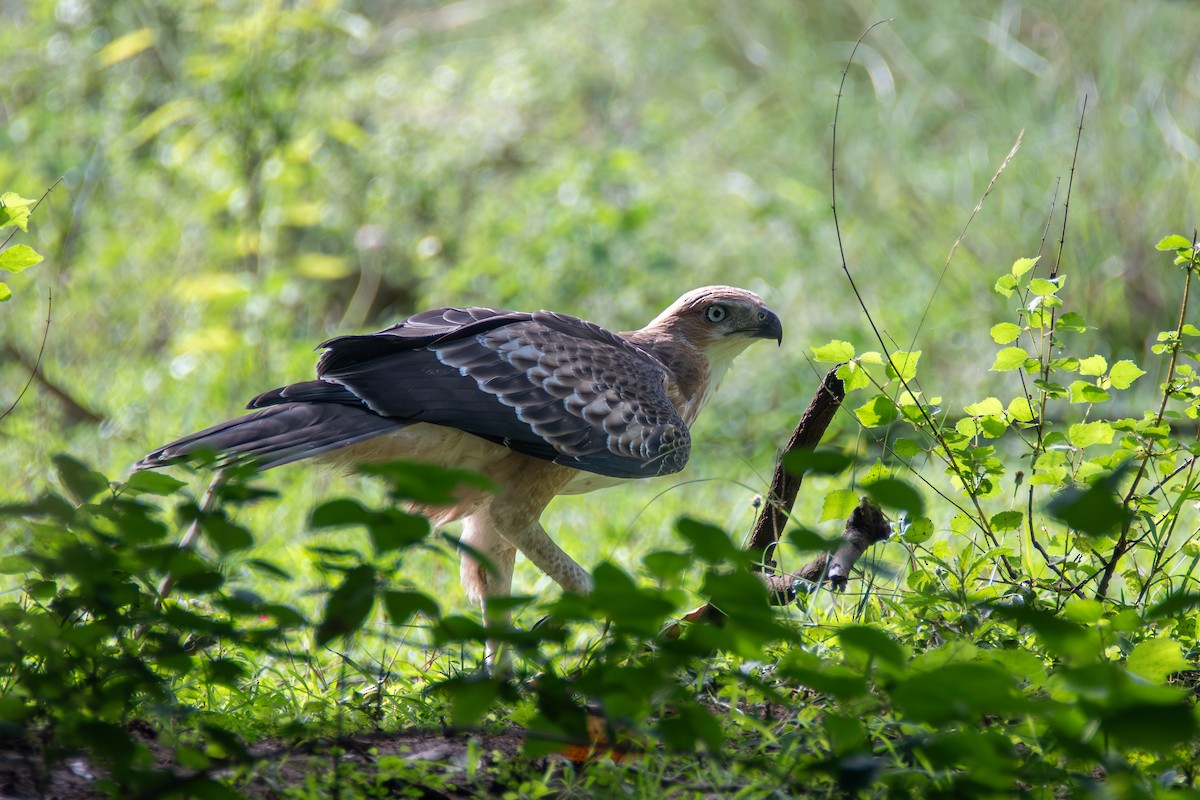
[458,514,517,672]
[501,519,594,596]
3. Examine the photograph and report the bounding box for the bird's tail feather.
[136,403,403,471]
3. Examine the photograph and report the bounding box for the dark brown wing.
[303,308,691,478]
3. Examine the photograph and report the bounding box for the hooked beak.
[754,307,784,345]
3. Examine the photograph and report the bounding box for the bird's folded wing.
[311,309,691,478]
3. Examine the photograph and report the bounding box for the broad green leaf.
[989,511,1023,531]
[863,477,923,518]
[892,438,923,459]
[820,489,859,523]
[1057,311,1087,332]
[0,244,44,274]
[0,192,33,230]
[1007,397,1035,422]
[1155,234,1192,251]
[812,339,854,363]
[1101,704,1199,754]
[886,350,921,381]
[1078,354,1108,376]
[1108,359,1146,389]
[994,273,1018,297]
[675,517,741,563]
[315,564,376,647]
[838,624,906,669]
[0,282,10,301]
[124,469,186,495]
[201,513,254,554]
[1126,638,1190,685]
[51,454,108,504]
[1047,471,1131,538]
[891,662,1023,725]
[784,449,854,476]
[1028,277,1061,296]
[902,516,933,544]
[444,676,500,727]
[1068,420,1114,448]
[963,396,1004,417]
[991,347,1029,372]
[835,360,871,391]
[1011,256,1039,276]
[989,322,1022,344]
[383,590,440,626]
[1068,381,1110,404]
[854,395,897,427]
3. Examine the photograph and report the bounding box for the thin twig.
[0,289,52,424]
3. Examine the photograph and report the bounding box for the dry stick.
[0,290,53,425]
[745,365,847,571]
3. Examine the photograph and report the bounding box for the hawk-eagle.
[139,286,781,657]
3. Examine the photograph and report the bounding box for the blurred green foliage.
[1,0,1198,495]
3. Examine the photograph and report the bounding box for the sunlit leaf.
[991,347,1029,372]
[0,244,44,274]
[989,322,1022,344]
[98,27,156,67]
[1126,638,1190,685]
[812,339,855,363]
[1108,360,1146,390]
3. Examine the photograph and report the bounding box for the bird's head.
[644,285,783,355]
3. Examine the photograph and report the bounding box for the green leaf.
[886,350,921,382]
[994,273,1018,298]
[812,339,855,363]
[675,517,741,563]
[201,512,254,554]
[963,396,1004,417]
[1068,381,1110,404]
[989,322,1022,344]
[315,564,376,647]
[892,438,923,459]
[854,395,897,427]
[1028,277,1061,296]
[901,516,933,544]
[444,675,501,727]
[1126,638,1190,685]
[124,470,186,495]
[863,477,923,518]
[989,511,1023,532]
[838,624,906,669]
[1146,592,1200,619]
[1011,256,1039,276]
[1068,420,1114,448]
[0,282,9,301]
[820,489,859,523]
[0,193,33,231]
[51,454,108,504]
[1046,471,1132,538]
[991,347,1029,372]
[891,662,1023,725]
[835,360,872,391]
[1155,234,1192,251]
[1057,311,1087,332]
[1007,397,1035,422]
[784,449,854,476]
[383,590,440,627]
[0,244,44,274]
[1100,703,1198,754]
[1077,354,1108,376]
[1108,359,1146,390]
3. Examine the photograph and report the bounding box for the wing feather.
[314,308,691,478]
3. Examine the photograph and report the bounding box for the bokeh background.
[2,0,1198,605]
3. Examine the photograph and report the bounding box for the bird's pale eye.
[705,305,728,323]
